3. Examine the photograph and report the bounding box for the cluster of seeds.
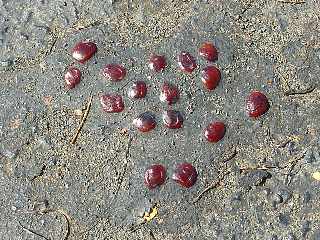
[65,40,270,189]
[145,163,197,189]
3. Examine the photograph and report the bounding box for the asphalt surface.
[0,0,320,239]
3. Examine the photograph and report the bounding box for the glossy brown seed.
[128,81,147,99]
[246,91,270,118]
[204,121,226,143]
[144,164,166,189]
[199,42,218,62]
[160,82,179,105]
[149,54,166,72]
[172,163,197,188]
[100,94,124,113]
[201,66,221,90]
[65,67,81,89]
[102,64,126,82]
[162,110,183,129]
[133,112,156,132]
[177,51,197,73]
[71,41,97,63]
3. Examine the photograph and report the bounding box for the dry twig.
[194,147,305,203]
[222,146,238,163]
[36,208,71,240]
[18,221,49,240]
[113,137,133,201]
[55,209,71,240]
[284,86,315,96]
[149,230,157,240]
[129,221,146,233]
[71,95,93,144]
[193,170,231,203]
[17,202,71,240]
[193,147,237,203]
[278,0,305,3]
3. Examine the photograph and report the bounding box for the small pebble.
[2,149,18,159]
[304,148,314,163]
[312,230,320,240]
[287,141,296,155]
[269,235,278,240]
[278,213,290,226]
[312,172,320,181]
[285,233,296,240]
[107,0,116,4]
[313,147,320,161]
[301,220,311,237]
[271,193,283,208]
[48,158,58,166]
[32,200,49,212]
[277,188,291,203]
[263,188,271,196]
[302,191,312,204]
[0,59,13,70]
[37,137,52,150]
[239,170,271,188]
[231,191,242,201]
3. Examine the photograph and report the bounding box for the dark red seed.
[144,164,166,189]
[149,54,166,72]
[128,81,147,99]
[100,94,124,113]
[246,91,270,118]
[204,121,226,143]
[72,41,97,63]
[102,64,126,82]
[162,110,183,129]
[133,112,156,132]
[65,67,81,89]
[201,66,221,90]
[199,42,218,62]
[172,163,197,188]
[177,51,197,73]
[160,82,179,105]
